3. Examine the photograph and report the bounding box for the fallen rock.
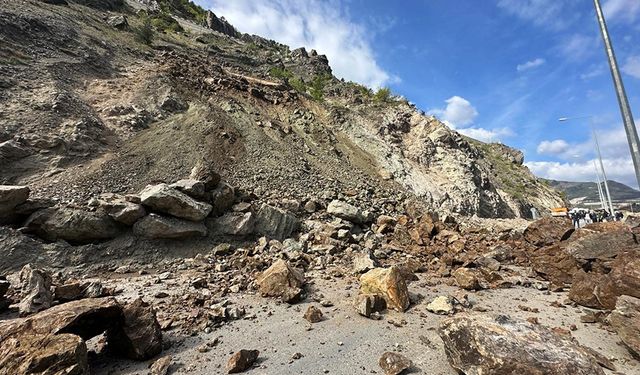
[133,213,207,239]
[18,264,52,316]
[303,305,323,323]
[213,212,255,236]
[352,251,378,274]
[226,349,259,373]
[359,266,410,312]
[438,314,605,375]
[98,193,146,226]
[452,267,482,290]
[523,216,573,247]
[150,355,172,375]
[530,244,581,285]
[256,259,305,303]
[107,14,128,29]
[140,183,212,221]
[0,332,88,375]
[327,200,371,224]
[568,270,604,309]
[378,352,412,375]
[54,280,105,303]
[255,204,299,240]
[355,293,386,318]
[106,298,162,360]
[0,185,30,223]
[189,161,221,190]
[594,251,640,310]
[608,295,640,358]
[209,182,235,216]
[24,208,121,243]
[426,295,454,315]
[170,179,206,200]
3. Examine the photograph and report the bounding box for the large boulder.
[327,200,371,224]
[0,185,30,223]
[594,251,640,310]
[18,264,53,316]
[608,295,640,358]
[106,299,162,360]
[256,260,305,303]
[568,270,604,309]
[133,214,207,239]
[169,179,206,200]
[564,222,637,262]
[140,184,212,221]
[529,244,581,285]
[359,266,410,312]
[0,333,88,375]
[438,314,605,375]
[523,216,573,247]
[98,194,146,226]
[24,208,121,243]
[212,212,255,236]
[254,204,299,240]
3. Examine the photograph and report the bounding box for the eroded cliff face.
[0,0,564,219]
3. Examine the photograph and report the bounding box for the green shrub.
[269,67,293,80]
[135,17,154,45]
[309,73,331,101]
[373,87,392,103]
[151,12,184,33]
[158,0,207,23]
[289,77,306,93]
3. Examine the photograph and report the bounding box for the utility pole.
[592,124,615,215]
[593,160,606,209]
[594,0,640,189]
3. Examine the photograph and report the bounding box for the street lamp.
[559,116,615,216]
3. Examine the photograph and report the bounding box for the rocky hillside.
[0,0,563,220]
[549,179,640,203]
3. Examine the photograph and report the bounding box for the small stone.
[426,296,454,315]
[379,352,412,375]
[303,306,323,323]
[226,349,259,373]
[150,355,172,375]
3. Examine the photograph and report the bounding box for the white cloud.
[580,65,605,80]
[199,0,394,88]
[622,55,640,79]
[526,158,638,188]
[496,0,568,29]
[603,0,640,23]
[537,139,570,155]
[560,34,597,60]
[517,58,546,72]
[458,127,514,143]
[428,96,478,128]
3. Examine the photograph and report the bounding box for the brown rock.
[439,314,605,375]
[256,260,305,303]
[54,280,105,302]
[359,267,410,312]
[530,244,581,285]
[303,305,323,323]
[523,217,573,247]
[452,267,482,290]
[18,264,52,316]
[150,354,172,375]
[608,295,640,358]
[106,298,162,360]
[595,251,640,310]
[568,270,604,309]
[378,351,412,375]
[355,293,386,318]
[226,349,259,373]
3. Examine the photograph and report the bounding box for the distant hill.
[547,179,640,202]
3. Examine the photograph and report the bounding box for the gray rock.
[0,140,30,160]
[212,212,255,236]
[189,161,221,190]
[352,251,378,274]
[140,183,212,221]
[209,182,235,216]
[24,208,120,243]
[327,200,371,224]
[255,204,299,240]
[18,264,52,316]
[98,193,145,226]
[107,15,128,29]
[133,214,207,239]
[439,314,605,375]
[170,179,206,200]
[0,185,30,219]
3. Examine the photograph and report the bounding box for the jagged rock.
[568,270,603,309]
[327,200,371,224]
[24,208,121,243]
[106,298,162,360]
[159,95,187,113]
[133,213,207,239]
[564,222,637,262]
[206,11,239,37]
[355,294,386,318]
[18,264,52,316]
[54,280,105,302]
[107,15,128,29]
[303,305,323,323]
[378,352,412,375]
[140,183,212,221]
[210,182,235,216]
[452,267,482,290]
[0,333,88,375]
[0,185,30,222]
[255,204,299,240]
[0,140,31,160]
[256,259,304,303]
[352,251,378,274]
[523,217,573,247]
[150,355,172,375]
[98,193,146,226]
[170,179,206,200]
[594,251,640,310]
[426,295,455,315]
[439,314,605,375]
[530,244,580,285]
[213,212,255,236]
[226,349,259,373]
[190,161,221,191]
[608,295,640,358]
[359,266,410,312]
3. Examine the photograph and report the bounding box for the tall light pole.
[594,0,640,188]
[559,116,615,215]
[593,160,606,209]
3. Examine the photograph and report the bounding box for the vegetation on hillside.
[157,0,207,23]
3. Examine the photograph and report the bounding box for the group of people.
[569,208,624,228]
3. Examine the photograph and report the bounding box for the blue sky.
[196,0,640,188]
